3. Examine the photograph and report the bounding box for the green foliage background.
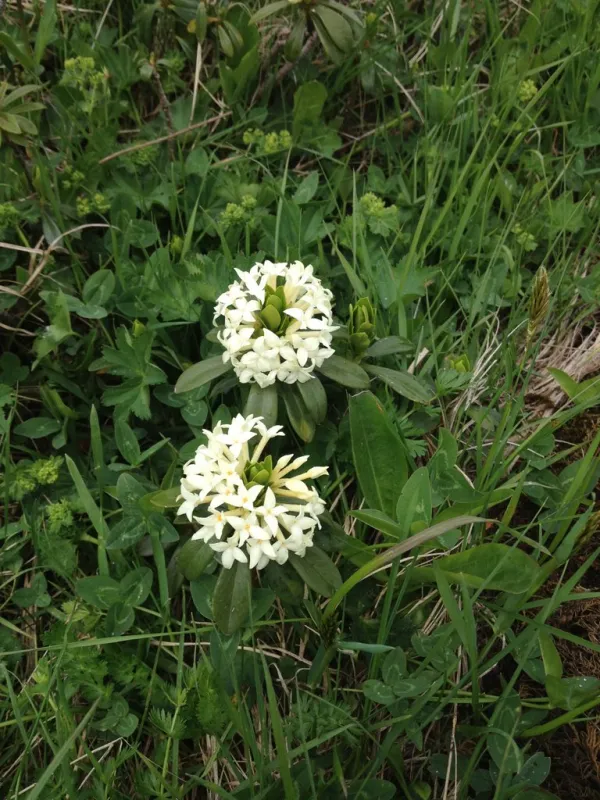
[1,0,600,797]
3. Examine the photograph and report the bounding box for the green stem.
[521,696,600,737]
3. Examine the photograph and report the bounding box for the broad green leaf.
[244,383,278,429]
[429,428,458,477]
[487,692,522,774]
[548,367,600,405]
[0,34,35,71]
[83,270,115,306]
[181,399,208,428]
[288,546,341,597]
[120,567,153,606]
[297,376,327,424]
[513,790,560,800]
[293,172,319,205]
[382,647,407,686]
[318,354,370,389]
[147,512,179,544]
[114,418,141,465]
[116,473,146,509]
[391,673,437,698]
[105,601,135,637]
[250,1,289,24]
[177,538,215,580]
[538,631,563,679]
[293,80,327,137]
[411,543,540,593]
[345,779,396,800]
[284,15,306,60]
[364,364,434,404]
[396,467,432,533]
[546,675,600,710]
[280,384,315,443]
[175,357,232,394]
[349,391,408,518]
[184,147,209,177]
[213,561,252,634]
[13,574,50,608]
[518,753,551,787]
[76,576,120,609]
[106,515,147,550]
[362,679,396,705]
[34,0,57,65]
[147,486,181,509]
[350,509,404,539]
[365,336,413,358]
[249,588,276,624]
[13,416,61,438]
[323,516,484,621]
[312,6,354,54]
[190,574,217,620]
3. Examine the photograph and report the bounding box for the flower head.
[215,261,337,387]
[177,414,328,569]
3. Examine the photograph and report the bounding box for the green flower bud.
[265,294,284,314]
[252,469,270,485]
[349,332,371,356]
[447,354,471,373]
[260,305,282,331]
[132,319,146,338]
[349,298,376,359]
[29,456,63,486]
[349,297,375,337]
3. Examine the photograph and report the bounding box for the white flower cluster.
[178,414,328,570]
[215,260,337,388]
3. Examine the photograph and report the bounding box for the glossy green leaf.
[76,576,120,609]
[365,336,413,358]
[350,509,404,539]
[513,790,560,800]
[288,546,341,597]
[349,391,408,518]
[297,376,327,424]
[280,384,315,443]
[106,515,147,550]
[362,680,396,705]
[105,601,135,637]
[548,367,600,405]
[175,357,232,394]
[546,675,600,710]
[14,417,61,438]
[83,270,115,306]
[396,467,432,533]
[177,538,215,580]
[293,79,327,137]
[120,567,153,606]
[323,516,484,621]
[147,486,181,509]
[181,399,208,428]
[115,418,141,465]
[364,364,434,404]
[213,561,252,634]
[318,354,370,389]
[244,383,278,428]
[382,647,407,686]
[250,0,289,24]
[293,171,319,205]
[411,543,540,593]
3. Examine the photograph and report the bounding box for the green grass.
[1,0,600,798]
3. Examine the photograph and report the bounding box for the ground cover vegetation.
[1,0,600,797]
